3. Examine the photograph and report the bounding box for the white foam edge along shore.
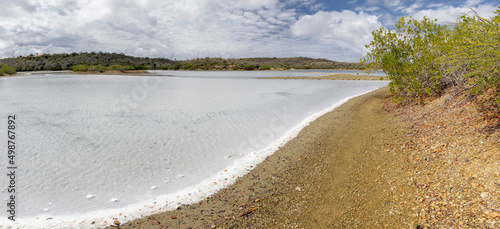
[0,87,383,228]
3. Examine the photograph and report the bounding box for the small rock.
[480,192,489,199]
[113,220,120,225]
[489,212,500,218]
[295,186,302,192]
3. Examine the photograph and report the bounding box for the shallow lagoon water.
[149,70,325,78]
[0,71,387,227]
[292,69,387,76]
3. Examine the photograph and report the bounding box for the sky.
[0,0,498,62]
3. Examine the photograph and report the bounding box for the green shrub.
[107,64,135,71]
[361,17,450,103]
[362,5,500,108]
[160,65,171,70]
[0,63,17,75]
[242,64,257,70]
[72,65,89,72]
[443,7,500,100]
[172,63,183,70]
[259,65,272,70]
[87,65,106,72]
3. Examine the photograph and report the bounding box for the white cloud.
[354,6,381,12]
[290,10,383,59]
[2,0,495,62]
[403,0,423,14]
[409,3,498,23]
[0,0,382,62]
[0,0,300,59]
[382,0,405,11]
[465,0,483,7]
[353,0,498,27]
[235,0,280,10]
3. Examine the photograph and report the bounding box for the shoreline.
[106,87,402,228]
[7,70,385,80]
[13,70,156,77]
[258,73,386,81]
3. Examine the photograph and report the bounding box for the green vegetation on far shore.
[0,52,175,72]
[168,57,359,70]
[0,63,16,76]
[72,64,136,73]
[0,52,360,72]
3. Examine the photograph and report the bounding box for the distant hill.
[0,52,176,72]
[171,57,360,70]
[0,52,360,72]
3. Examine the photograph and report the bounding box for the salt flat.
[0,71,387,228]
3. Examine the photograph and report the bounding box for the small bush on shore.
[259,65,272,70]
[72,64,135,72]
[0,63,16,76]
[72,65,89,72]
[107,64,135,71]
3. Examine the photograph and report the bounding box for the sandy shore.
[106,87,406,228]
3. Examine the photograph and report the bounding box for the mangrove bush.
[362,5,500,107]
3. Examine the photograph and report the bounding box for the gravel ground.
[387,90,500,228]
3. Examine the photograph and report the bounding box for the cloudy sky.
[0,0,498,62]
